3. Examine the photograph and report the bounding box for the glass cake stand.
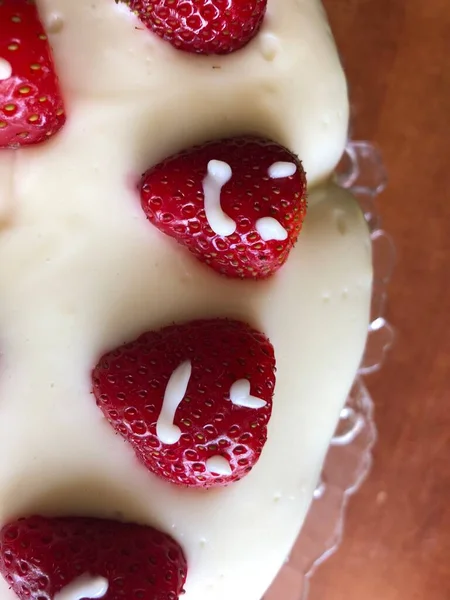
[263,141,395,600]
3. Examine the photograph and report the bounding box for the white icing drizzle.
[0,58,12,81]
[54,574,109,600]
[156,360,192,445]
[255,217,288,242]
[206,455,232,476]
[268,162,297,179]
[230,380,267,409]
[202,160,236,236]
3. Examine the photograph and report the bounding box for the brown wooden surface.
[309,1,450,599]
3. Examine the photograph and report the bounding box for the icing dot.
[202,160,236,236]
[0,58,12,81]
[260,34,281,62]
[268,162,297,179]
[255,217,288,242]
[46,13,64,34]
[156,360,192,445]
[230,380,267,409]
[206,455,232,476]
[54,574,109,600]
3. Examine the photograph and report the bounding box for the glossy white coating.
[0,2,368,600]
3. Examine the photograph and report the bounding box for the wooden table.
[307,1,450,599]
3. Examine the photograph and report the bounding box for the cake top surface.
[0,2,371,600]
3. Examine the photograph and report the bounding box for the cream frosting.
[0,1,370,599]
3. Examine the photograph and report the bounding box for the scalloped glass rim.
[263,141,395,600]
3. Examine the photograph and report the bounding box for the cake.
[0,1,372,599]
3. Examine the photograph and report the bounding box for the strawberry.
[0,515,187,600]
[0,0,65,148]
[121,0,267,55]
[92,319,276,488]
[139,136,307,280]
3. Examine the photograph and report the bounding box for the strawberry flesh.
[123,0,267,55]
[0,0,65,148]
[0,515,187,600]
[93,319,276,487]
[140,136,307,280]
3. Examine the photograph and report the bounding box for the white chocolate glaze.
[206,456,233,477]
[54,574,109,600]
[156,360,192,445]
[255,217,289,242]
[230,380,268,410]
[0,59,12,82]
[0,2,367,600]
[203,160,235,236]
[268,162,297,179]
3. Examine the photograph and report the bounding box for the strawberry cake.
[0,1,372,599]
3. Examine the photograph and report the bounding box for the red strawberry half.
[139,136,307,280]
[0,516,187,600]
[122,0,267,55]
[0,0,66,148]
[93,319,276,488]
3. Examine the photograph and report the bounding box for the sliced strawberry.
[0,515,187,600]
[0,0,66,148]
[93,319,276,488]
[139,136,307,280]
[121,0,267,55]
